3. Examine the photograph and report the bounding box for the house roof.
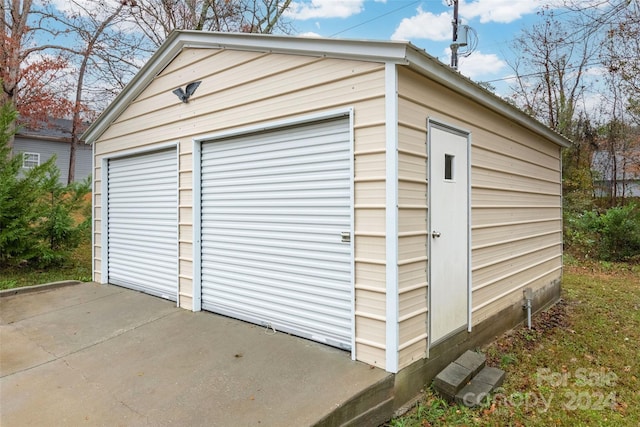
[82,31,571,148]
[18,117,88,144]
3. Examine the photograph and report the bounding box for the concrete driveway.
[0,282,390,426]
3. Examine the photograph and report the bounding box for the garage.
[106,148,178,300]
[199,117,353,350]
[87,32,569,378]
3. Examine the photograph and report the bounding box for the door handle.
[431,231,441,238]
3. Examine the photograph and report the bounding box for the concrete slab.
[0,283,390,426]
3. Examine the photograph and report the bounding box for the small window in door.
[444,154,454,181]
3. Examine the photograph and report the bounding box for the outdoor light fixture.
[172,81,201,103]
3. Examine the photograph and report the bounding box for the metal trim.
[385,63,399,373]
[192,138,203,312]
[193,108,353,144]
[348,108,356,361]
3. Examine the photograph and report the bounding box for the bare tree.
[600,0,640,124]
[127,0,293,48]
[507,10,598,137]
[47,0,144,183]
[4,0,294,170]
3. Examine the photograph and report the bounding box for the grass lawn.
[0,238,92,290]
[388,260,640,427]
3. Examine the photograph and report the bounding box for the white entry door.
[429,123,470,345]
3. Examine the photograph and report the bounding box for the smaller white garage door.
[107,149,178,300]
[200,117,353,350]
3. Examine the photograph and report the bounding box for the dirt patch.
[485,299,570,366]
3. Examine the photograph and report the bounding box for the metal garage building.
[84,31,569,387]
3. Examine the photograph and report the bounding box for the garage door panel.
[207,276,352,310]
[204,233,350,255]
[203,265,351,296]
[201,255,350,284]
[201,248,350,276]
[204,162,350,183]
[107,148,177,300]
[206,287,351,328]
[109,240,177,255]
[201,117,352,349]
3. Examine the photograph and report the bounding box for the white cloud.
[286,0,365,20]
[455,50,507,79]
[298,31,324,37]
[459,0,546,24]
[391,8,451,41]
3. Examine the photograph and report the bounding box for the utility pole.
[450,0,459,69]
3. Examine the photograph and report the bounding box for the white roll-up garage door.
[107,148,178,300]
[200,117,352,350]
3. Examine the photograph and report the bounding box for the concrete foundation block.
[455,350,486,377]
[455,380,493,407]
[474,366,505,389]
[433,363,473,399]
[454,366,506,408]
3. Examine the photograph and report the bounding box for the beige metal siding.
[396,121,428,368]
[396,67,562,369]
[93,48,388,367]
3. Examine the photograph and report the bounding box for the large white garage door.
[201,117,352,350]
[107,149,178,300]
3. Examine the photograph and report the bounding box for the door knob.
[431,231,441,238]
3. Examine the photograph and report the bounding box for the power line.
[480,61,606,84]
[329,1,421,38]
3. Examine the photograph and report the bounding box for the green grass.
[388,261,640,427]
[0,239,92,290]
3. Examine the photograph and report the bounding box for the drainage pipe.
[523,288,533,329]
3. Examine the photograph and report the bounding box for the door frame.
[192,107,356,356]
[427,118,472,351]
[100,142,180,304]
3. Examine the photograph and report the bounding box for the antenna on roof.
[447,0,478,70]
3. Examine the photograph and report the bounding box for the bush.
[0,103,91,268]
[565,204,640,262]
[598,204,640,261]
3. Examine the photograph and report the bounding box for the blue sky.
[283,0,556,93]
[42,0,582,100]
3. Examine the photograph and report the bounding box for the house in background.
[592,150,640,198]
[83,31,570,423]
[14,118,92,185]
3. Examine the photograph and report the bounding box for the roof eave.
[82,31,411,144]
[83,31,571,149]
[404,47,571,148]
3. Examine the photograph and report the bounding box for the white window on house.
[22,152,40,169]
